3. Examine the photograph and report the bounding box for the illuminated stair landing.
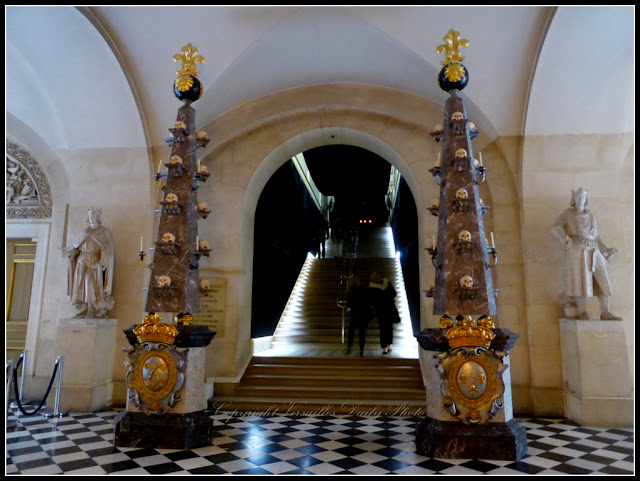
[210,225,426,415]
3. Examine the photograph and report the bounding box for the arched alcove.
[520,6,634,415]
[7,7,156,393]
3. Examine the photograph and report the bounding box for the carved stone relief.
[6,140,52,219]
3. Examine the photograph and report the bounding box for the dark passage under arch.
[251,145,420,338]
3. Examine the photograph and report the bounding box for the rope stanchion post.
[6,360,14,419]
[44,355,66,419]
[10,350,27,409]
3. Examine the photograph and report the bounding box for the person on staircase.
[344,276,374,357]
[330,215,347,257]
[313,221,328,259]
[369,272,400,356]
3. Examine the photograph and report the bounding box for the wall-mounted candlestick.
[435,152,442,167]
[479,152,483,167]
[138,237,146,262]
[61,203,69,251]
[490,232,495,249]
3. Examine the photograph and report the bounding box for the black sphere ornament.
[438,63,469,93]
[173,74,203,102]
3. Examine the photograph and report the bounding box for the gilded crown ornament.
[436,29,469,92]
[445,320,495,349]
[134,312,179,345]
[439,315,454,329]
[175,312,193,326]
[173,43,205,102]
[477,315,496,329]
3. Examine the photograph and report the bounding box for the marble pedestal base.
[415,328,526,461]
[114,325,216,449]
[51,318,117,412]
[416,417,527,460]
[559,319,633,427]
[113,410,214,449]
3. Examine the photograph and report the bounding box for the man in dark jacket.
[344,277,373,357]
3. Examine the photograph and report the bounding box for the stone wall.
[7,121,153,402]
[7,84,632,423]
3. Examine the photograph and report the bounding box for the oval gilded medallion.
[142,355,170,392]
[456,361,487,400]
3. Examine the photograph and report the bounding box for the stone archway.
[197,84,529,405]
[246,132,423,345]
[199,106,434,382]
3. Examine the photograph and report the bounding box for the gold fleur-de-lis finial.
[173,43,205,77]
[436,29,469,66]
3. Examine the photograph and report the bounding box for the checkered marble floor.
[6,406,634,475]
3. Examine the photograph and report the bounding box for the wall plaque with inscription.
[192,277,226,336]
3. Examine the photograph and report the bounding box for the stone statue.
[552,188,620,320]
[66,207,115,318]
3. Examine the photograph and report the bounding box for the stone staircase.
[209,224,426,415]
[270,256,416,351]
[210,356,426,416]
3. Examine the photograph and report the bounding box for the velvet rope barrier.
[11,355,60,417]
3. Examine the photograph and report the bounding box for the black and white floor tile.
[6,406,634,475]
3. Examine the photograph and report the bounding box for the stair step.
[232,385,426,401]
[271,337,414,345]
[241,375,423,389]
[248,364,422,381]
[250,356,419,366]
[209,397,427,416]
[274,327,413,335]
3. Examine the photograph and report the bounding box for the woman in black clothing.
[369,272,399,356]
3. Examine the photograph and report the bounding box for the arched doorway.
[220,141,426,414]
[198,84,439,383]
[249,143,421,353]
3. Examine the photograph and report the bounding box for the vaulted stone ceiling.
[6,6,634,154]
